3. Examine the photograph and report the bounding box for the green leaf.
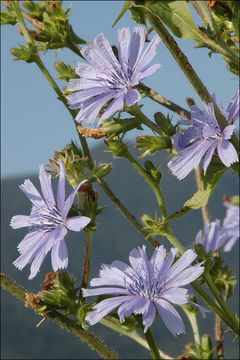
[143,0,201,40]
[184,162,226,209]
[112,0,132,28]
[130,6,147,26]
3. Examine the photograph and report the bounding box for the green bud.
[102,117,141,135]
[201,334,212,352]
[144,161,162,184]
[136,135,171,158]
[144,160,155,172]
[55,61,78,81]
[86,163,112,183]
[105,139,129,158]
[154,112,175,136]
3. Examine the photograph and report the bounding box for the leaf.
[144,0,201,40]
[112,0,132,28]
[184,162,226,209]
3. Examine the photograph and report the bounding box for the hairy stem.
[137,83,191,119]
[1,273,120,359]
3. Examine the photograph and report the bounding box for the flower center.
[126,274,162,301]
[97,65,132,92]
[29,202,63,232]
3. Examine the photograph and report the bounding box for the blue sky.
[1,1,238,178]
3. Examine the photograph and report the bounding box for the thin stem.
[81,230,93,290]
[137,83,191,119]
[191,281,239,335]
[11,1,33,43]
[144,327,161,359]
[204,272,239,335]
[1,273,120,360]
[97,178,160,248]
[215,315,224,360]
[100,317,174,359]
[129,103,162,135]
[182,306,201,347]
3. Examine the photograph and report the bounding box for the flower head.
[68,27,161,125]
[168,90,239,180]
[10,161,91,279]
[82,245,204,336]
[222,201,239,251]
[195,220,228,253]
[195,201,239,253]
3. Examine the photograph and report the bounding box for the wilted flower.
[82,245,204,336]
[222,201,239,251]
[68,27,161,125]
[168,90,239,180]
[10,161,91,279]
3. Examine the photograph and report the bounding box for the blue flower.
[195,220,228,254]
[168,90,239,180]
[10,161,91,279]
[82,245,204,336]
[68,27,161,125]
[222,201,239,252]
[195,201,239,253]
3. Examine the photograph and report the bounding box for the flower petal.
[129,26,146,70]
[65,216,91,232]
[39,165,55,205]
[118,27,130,72]
[217,139,238,167]
[19,179,44,207]
[82,287,130,297]
[118,296,146,323]
[134,34,161,73]
[62,180,87,219]
[155,299,185,337]
[225,88,239,123]
[10,215,29,229]
[142,302,156,333]
[85,296,132,325]
[51,228,68,272]
[57,160,66,212]
[98,93,125,124]
[125,88,141,107]
[203,142,216,174]
[168,140,212,180]
[162,287,188,304]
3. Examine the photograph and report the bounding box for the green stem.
[215,314,224,360]
[97,178,159,248]
[1,273,120,360]
[11,1,32,43]
[81,230,93,291]
[129,103,162,135]
[204,272,239,335]
[182,306,201,347]
[100,317,173,359]
[144,327,161,359]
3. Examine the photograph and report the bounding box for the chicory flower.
[10,161,91,279]
[68,27,161,125]
[82,245,204,336]
[168,90,239,180]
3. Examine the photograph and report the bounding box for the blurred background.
[1,1,239,359]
